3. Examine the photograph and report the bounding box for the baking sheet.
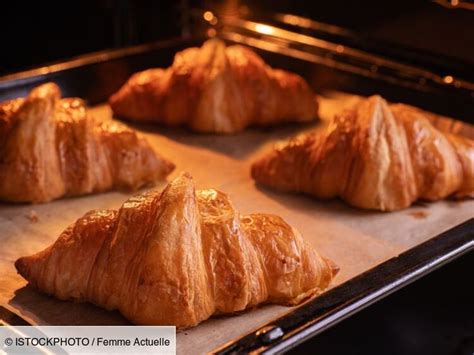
[0,92,473,354]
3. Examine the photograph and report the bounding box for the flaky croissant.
[0,83,174,203]
[15,173,338,328]
[109,39,318,133]
[251,95,474,211]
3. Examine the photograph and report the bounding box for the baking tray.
[1,16,473,355]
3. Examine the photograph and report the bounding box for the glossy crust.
[109,39,318,133]
[251,96,474,211]
[0,83,174,203]
[15,173,338,328]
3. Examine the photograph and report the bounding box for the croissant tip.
[368,95,391,109]
[15,257,31,280]
[325,258,340,278]
[31,82,62,100]
[204,37,225,47]
[368,94,383,101]
[249,161,261,180]
[108,96,115,107]
[165,160,176,174]
[178,171,193,180]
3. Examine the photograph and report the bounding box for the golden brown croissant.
[15,173,338,328]
[109,39,318,133]
[0,83,175,203]
[251,95,474,211]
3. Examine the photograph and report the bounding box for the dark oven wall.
[0,1,473,76]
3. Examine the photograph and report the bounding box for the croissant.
[15,173,338,328]
[0,83,174,203]
[251,95,474,211]
[109,39,318,133]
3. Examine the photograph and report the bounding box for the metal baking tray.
[1,13,473,354]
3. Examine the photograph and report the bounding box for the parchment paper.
[1,92,473,354]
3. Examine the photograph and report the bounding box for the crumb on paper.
[408,210,429,219]
[26,210,39,223]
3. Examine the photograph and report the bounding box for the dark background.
[0,0,473,75]
[290,251,474,355]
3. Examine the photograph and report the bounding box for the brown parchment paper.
[0,92,473,354]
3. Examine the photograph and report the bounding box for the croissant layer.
[109,39,318,133]
[0,83,174,203]
[251,96,474,211]
[15,173,337,328]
